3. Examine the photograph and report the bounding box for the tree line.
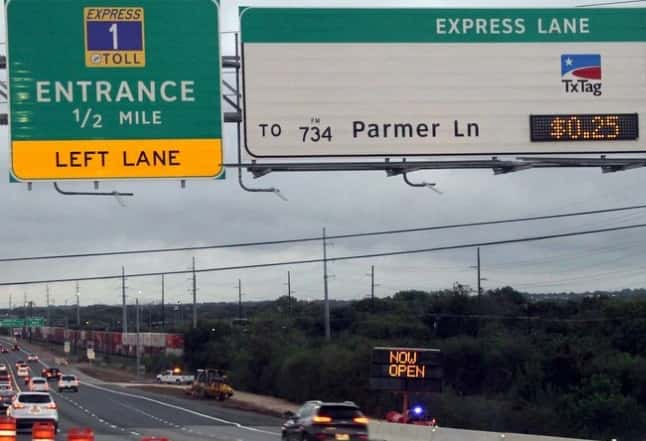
[182,287,646,441]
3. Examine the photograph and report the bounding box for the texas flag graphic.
[561,54,602,80]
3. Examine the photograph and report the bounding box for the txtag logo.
[561,54,602,96]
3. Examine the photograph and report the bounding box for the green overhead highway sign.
[7,0,223,181]
[0,318,46,327]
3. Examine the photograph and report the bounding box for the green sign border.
[6,0,225,182]
[241,8,646,43]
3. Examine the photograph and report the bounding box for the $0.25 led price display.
[530,114,639,142]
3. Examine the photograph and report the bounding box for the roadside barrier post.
[0,417,16,441]
[67,428,95,441]
[32,422,56,441]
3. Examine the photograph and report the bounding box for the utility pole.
[46,285,51,327]
[22,292,27,336]
[287,271,292,313]
[122,267,128,334]
[161,274,165,331]
[323,227,330,341]
[192,257,197,329]
[76,281,81,327]
[370,265,375,311]
[135,298,141,378]
[238,279,243,320]
[477,247,481,299]
[28,301,33,343]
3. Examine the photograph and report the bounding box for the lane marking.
[84,382,280,435]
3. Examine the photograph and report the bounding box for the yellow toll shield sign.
[7,0,223,180]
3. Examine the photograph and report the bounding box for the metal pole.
[161,274,165,331]
[28,301,33,343]
[238,279,242,320]
[323,227,330,341]
[122,267,128,334]
[477,247,481,298]
[402,391,409,416]
[135,298,141,378]
[76,281,81,327]
[287,271,291,313]
[192,257,197,329]
[370,265,375,311]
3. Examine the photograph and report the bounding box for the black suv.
[41,367,61,381]
[282,401,368,441]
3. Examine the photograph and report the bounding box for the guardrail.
[369,421,597,441]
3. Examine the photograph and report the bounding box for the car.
[0,384,15,410]
[41,368,61,381]
[28,377,49,392]
[12,344,19,351]
[282,401,368,441]
[0,348,7,354]
[0,372,10,383]
[0,364,7,370]
[17,366,29,378]
[57,375,79,392]
[7,392,58,432]
[15,360,25,369]
[27,354,39,363]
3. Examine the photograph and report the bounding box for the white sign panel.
[241,8,646,157]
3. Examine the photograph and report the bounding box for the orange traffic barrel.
[32,422,55,441]
[0,417,16,441]
[68,428,95,441]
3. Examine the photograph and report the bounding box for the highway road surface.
[0,340,283,441]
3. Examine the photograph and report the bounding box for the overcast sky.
[1,0,645,311]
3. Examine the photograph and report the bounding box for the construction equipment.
[187,369,234,401]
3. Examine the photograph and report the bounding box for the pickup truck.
[156,370,194,384]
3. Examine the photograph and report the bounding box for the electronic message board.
[370,347,442,392]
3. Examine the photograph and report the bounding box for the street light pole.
[323,227,330,341]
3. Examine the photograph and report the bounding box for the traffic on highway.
[0,338,285,441]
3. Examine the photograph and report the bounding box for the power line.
[3,221,646,287]
[2,203,646,263]
[578,0,646,6]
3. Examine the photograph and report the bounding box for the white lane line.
[84,382,281,436]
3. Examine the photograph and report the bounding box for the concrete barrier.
[368,421,596,441]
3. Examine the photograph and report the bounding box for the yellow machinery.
[188,369,234,400]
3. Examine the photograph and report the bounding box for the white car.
[156,369,194,384]
[17,366,30,378]
[57,375,79,392]
[28,377,49,392]
[7,392,58,432]
[27,354,39,363]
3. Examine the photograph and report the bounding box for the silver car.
[6,392,58,432]
[28,378,49,393]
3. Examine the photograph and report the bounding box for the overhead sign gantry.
[7,0,223,181]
